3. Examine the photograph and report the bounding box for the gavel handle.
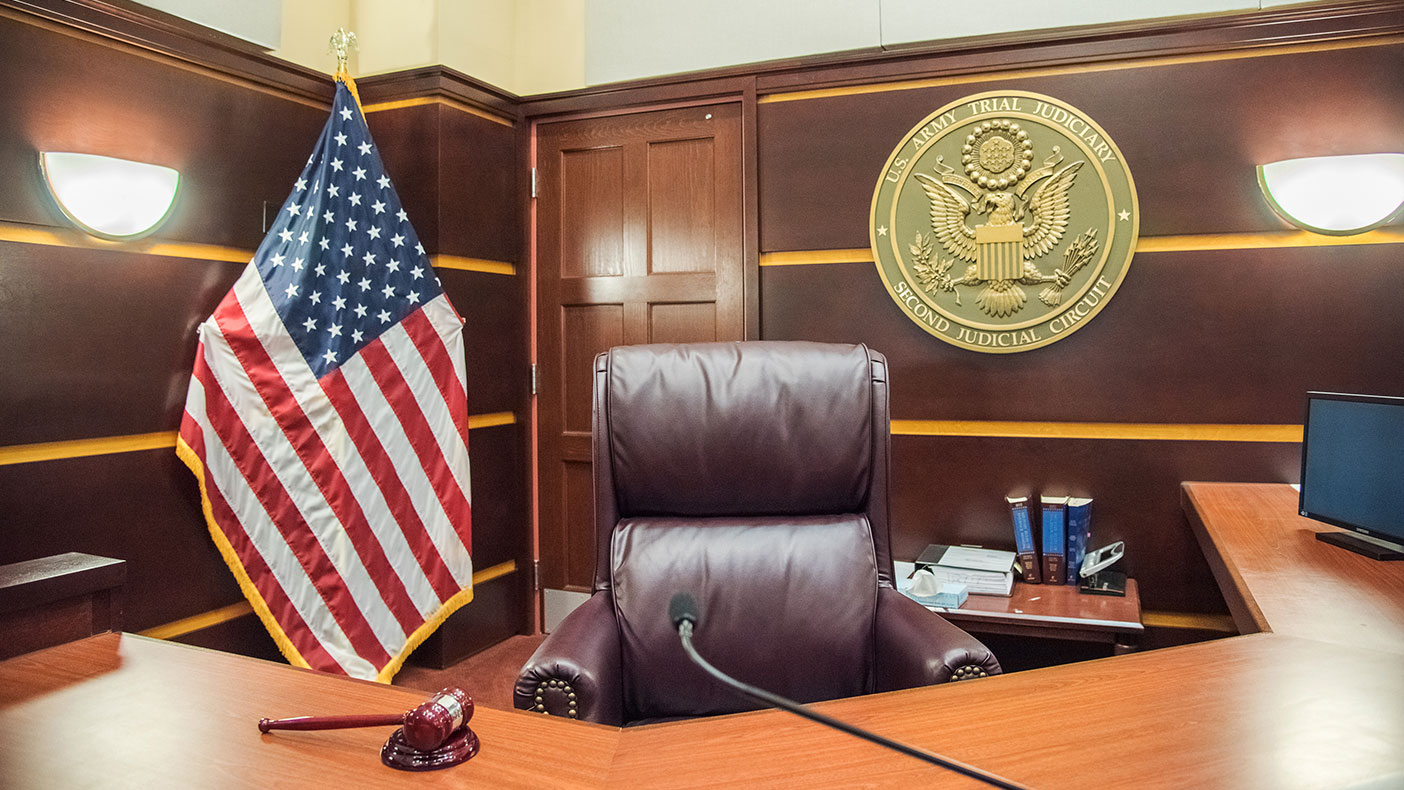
[258,713,404,733]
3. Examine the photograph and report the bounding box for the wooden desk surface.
[927,578,1143,641]
[5,495,1402,789]
[0,633,620,789]
[612,633,1404,790]
[5,630,1403,789]
[1183,482,1404,655]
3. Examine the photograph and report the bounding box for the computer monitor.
[1299,391,1404,560]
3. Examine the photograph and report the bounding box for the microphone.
[667,593,1031,790]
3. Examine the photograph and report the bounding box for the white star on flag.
[176,76,474,684]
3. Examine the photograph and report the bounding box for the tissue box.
[932,583,968,608]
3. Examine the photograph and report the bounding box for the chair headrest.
[601,341,876,517]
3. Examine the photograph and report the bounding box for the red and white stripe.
[179,266,472,680]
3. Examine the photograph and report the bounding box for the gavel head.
[401,688,474,752]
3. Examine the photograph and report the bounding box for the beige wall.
[269,0,1333,96]
[269,0,587,96]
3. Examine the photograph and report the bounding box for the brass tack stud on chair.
[952,665,990,681]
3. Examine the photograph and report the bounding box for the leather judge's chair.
[515,341,1001,725]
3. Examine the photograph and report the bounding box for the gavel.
[259,687,474,752]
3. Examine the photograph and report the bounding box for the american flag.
[176,79,473,682]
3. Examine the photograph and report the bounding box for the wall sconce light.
[40,152,180,240]
[1257,153,1404,235]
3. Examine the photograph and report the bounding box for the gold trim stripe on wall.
[362,96,516,128]
[0,221,518,274]
[758,227,1404,267]
[0,221,251,263]
[891,419,1302,443]
[0,415,1296,467]
[759,33,1404,104]
[0,413,517,466]
[432,254,518,275]
[139,559,519,640]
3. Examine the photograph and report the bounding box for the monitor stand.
[1316,530,1404,561]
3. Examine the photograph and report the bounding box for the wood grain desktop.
[2,482,1401,788]
[923,578,1143,649]
[1183,482,1404,655]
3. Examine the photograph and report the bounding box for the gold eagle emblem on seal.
[870,91,1139,353]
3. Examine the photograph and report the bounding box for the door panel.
[560,147,626,278]
[649,302,717,344]
[537,103,745,591]
[647,137,717,274]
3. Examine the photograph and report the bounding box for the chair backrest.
[591,341,896,721]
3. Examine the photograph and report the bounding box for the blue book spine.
[1040,496,1067,585]
[1066,498,1093,584]
[1007,496,1041,583]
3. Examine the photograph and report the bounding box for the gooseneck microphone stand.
[671,595,1032,790]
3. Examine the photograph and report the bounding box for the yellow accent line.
[1,414,516,466]
[1137,227,1404,253]
[139,560,519,641]
[0,431,178,466]
[432,254,517,275]
[0,222,527,271]
[471,559,518,585]
[139,601,253,640]
[1142,610,1238,633]
[363,96,516,128]
[761,249,873,266]
[891,420,1302,443]
[759,33,1404,104]
[0,221,251,263]
[761,227,1404,267]
[467,411,517,430]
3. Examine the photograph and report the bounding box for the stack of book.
[1006,494,1094,586]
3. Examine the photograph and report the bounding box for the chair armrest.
[874,586,1002,692]
[514,592,624,725]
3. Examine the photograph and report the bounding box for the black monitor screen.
[1300,392,1404,544]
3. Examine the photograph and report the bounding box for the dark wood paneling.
[465,425,529,568]
[890,434,1299,613]
[0,14,329,251]
[758,43,1404,251]
[362,104,442,254]
[0,242,238,446]
[760,243,1404,424]
[0,449,239,631]
[409,571,529,668]
[440,268,527,416]
[172,611,284,663]
[437,107,521,263]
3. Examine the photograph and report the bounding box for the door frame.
[522,81,761,628]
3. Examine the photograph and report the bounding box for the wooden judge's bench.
[2,483,1401,789]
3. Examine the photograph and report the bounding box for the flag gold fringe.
[376,579,475,684]
[175,436,310,672]
[177,435,476,683]
[335,69,363,112]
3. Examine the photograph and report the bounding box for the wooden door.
[536,103,745,591]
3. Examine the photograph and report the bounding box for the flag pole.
[329,27,363,110]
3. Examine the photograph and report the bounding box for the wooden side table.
[0,552,126,660]
[918,578,1144,654]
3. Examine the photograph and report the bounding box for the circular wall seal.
[870,91,1139,353]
